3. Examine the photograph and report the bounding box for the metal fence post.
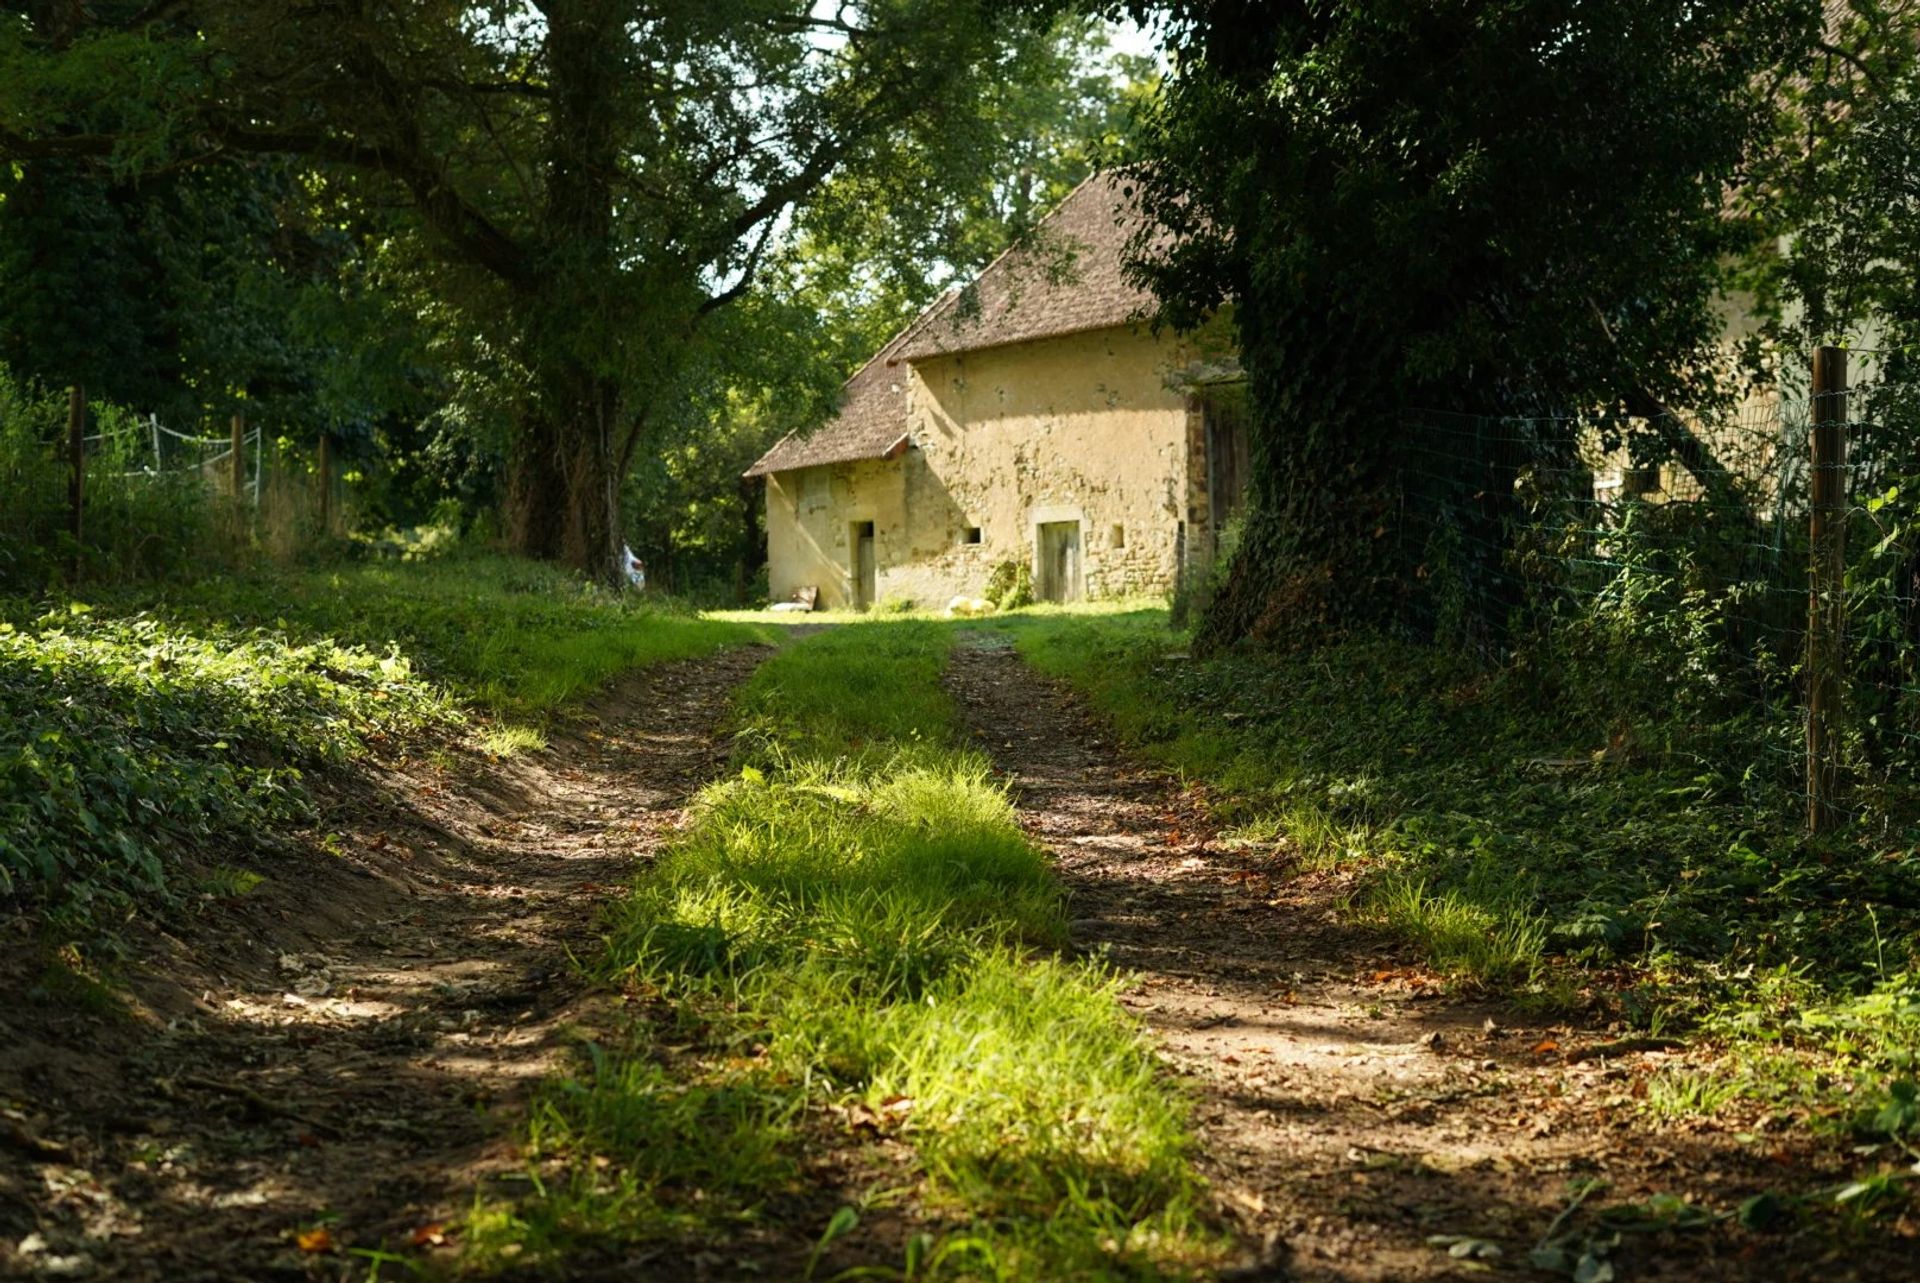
[1807,345,1848,835]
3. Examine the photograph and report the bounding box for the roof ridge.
[891,169,1111,354]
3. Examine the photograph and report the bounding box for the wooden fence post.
[231,412,246,498]
[1807,345,1848,835]
[66,384,85,579]
[317,430,332,535]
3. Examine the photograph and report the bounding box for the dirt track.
[7,628,1917,1281]
[0,646,767,1281]
[945,629,1915,1283]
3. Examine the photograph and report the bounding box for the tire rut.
[943,630,1897,1283]
[1,644,770,1282]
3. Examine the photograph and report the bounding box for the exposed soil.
[0,645,770,1282]
[945,631,1920,1283]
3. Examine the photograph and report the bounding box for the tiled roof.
[894,171,1151,361]
[742,324,921,478]
[743,172,1151,478]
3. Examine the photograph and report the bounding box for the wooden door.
[1036,521,1082,603]
[852,521,876,608]
[1205,393,1251,531]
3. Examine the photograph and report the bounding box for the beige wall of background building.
[749,173,1246,612]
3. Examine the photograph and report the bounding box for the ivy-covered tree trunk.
[1196,318,1405,651]
[1133,1,1812,653]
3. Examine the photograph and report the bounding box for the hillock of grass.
[113,553,772,716]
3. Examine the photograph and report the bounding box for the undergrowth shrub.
[1006,609,1920,994]
[983,557,1034,610]
[0,605,452,919]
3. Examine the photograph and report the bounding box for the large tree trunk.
[1195,319,1405,651]
[505,424,568,562]
[504,368,624,586]
[557,373,622,583]
[499,1,627,588]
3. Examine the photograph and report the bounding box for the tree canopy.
[1115,0,1824,647]
[0,0,1131,580]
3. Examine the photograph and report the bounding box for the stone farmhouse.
[745,173,1248,610]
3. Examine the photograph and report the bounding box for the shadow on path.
[944,630,1904,1283]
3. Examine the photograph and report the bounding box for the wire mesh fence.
[1397,349,1920,837]
[77,414,266,501]
[0,393,346,587]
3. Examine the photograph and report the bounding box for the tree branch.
[209,123,532,288]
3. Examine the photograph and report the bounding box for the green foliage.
[484,621,1219,1275]
[1002,609,1920,995]
[1126,0,1821,645]
[983,558,1035,610]
[2,554,766,922]
[1689,968,1920,1142]
[123,553,772,718]
[1737,4,1920,359]
[0,602,450,917]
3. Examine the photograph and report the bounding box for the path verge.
[0,645,767,1281]
[946,629,1911,1283]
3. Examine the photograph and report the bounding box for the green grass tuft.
[478,619,1221,1277]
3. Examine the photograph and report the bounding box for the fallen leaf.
[295,1227,333,1254]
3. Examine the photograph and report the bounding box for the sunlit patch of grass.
[1642,1067,1742,1121]
[1369,874,1546,987]
[477,723,546,757]
[462,1043,799,1267]
[101,552,774,718]
[473,619,1222,1277]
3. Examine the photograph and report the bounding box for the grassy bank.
[0,554,768,923]
[996,608,1920,1199]
[470,621,1218,1279]
[101,553,770,717]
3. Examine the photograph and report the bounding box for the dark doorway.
[1204,391,1252,531]
[851,520,876,608]
[1036,520,1082,603]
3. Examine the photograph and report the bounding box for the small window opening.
[963,526,983,545]
[1110,524,1126,550]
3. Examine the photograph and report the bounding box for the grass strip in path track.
[467,620,1220,1280]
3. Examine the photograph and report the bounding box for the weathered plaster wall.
[764,457,907,609]
[764,324,1198,609]
[904,325,1193,603]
